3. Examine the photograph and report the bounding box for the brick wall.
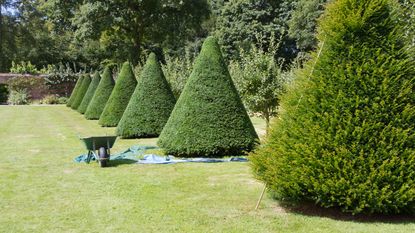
[0,73,76,100]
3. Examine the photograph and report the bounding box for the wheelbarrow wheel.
[98,147,108,167]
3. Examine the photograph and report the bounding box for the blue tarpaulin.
[74,145,248,164]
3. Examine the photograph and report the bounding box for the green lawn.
[0,105,414,232]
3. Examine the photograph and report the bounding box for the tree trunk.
[0,2,3,71]
[130,15,143,66]
[130,41,140,66]
[264,108,270,136]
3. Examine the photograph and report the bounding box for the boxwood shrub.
[77,71,100,114]
[66,76,84,107]
[71,75,91,110]
[84,67,115,120]
[158,36,258,157]
[117,53,176,138]
[99,62,137,127]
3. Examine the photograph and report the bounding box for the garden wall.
[0,73,75,101]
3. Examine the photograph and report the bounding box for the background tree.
[288,0,328,53]
[71,0,210,65]
[229,41,289,134]
[214,0,296,61]
[0,0,18,71]
[162,53,193,99]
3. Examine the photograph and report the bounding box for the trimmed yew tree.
[85,67,115,120]
[251,0,415,214]
[158,37,258,157]
[71,75,91,110]
[117,53,176,138]
[99,62,137,127]
[77,71,101,114]
[66,75,84,107]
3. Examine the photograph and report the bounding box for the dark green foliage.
[288,0,328,52]
[117,53,176,138]
[85,67,115,120]
[251,0,415,214]
[158,37,258,157]
[77,71,101,114]
[215,0,296,60]
[67,75,84,107]
[70,75,91,110]
[70,0,209,66]
[99,62,137,127]
[0,84,9,103]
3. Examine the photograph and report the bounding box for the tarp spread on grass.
[74,145,248,164]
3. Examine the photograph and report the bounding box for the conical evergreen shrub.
[99,62,137,127]
[77,71,101,114]
[71,75,91,110]
[117,53,176,138]
[66,75,84,107]
[251,0,415,214]
[85,67,115,120]
[158,37,258,157]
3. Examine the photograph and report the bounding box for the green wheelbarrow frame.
[80,136,117,167]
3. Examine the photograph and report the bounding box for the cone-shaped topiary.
[117,53,176,138]
[99,62,137,127]
[158,36,258,157]
[251,0,415,214]
[71,75,91,110]
[66,75,84,107]
[77,71,101,114]
[85,67,115,120]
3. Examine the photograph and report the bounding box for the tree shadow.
[107,159,137,167]
[279,201,415,224]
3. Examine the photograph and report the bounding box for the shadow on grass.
[279,201,415,224]
[107,159,137,167]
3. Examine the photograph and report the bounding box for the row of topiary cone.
[66,37,258,157]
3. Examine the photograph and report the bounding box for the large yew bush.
[84,67,115,120]
[99,62,137,127]
[70,75,91,110]
[66,75,84,107]
[77,71,100,114]
[251,0,415,214]
[158,36,258,157]
[117,53,176,138]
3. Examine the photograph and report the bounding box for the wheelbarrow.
[80,136,117,167]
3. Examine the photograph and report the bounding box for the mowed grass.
[0,105,414,233]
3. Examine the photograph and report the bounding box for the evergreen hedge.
[84,67,115,120]
[251,0,415,214]
[66,75,84,107]
[70,75,91,110]
[117,53,176,138]
[99,62,137,127]
[77,71,101,114]
[158,36,258,157]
